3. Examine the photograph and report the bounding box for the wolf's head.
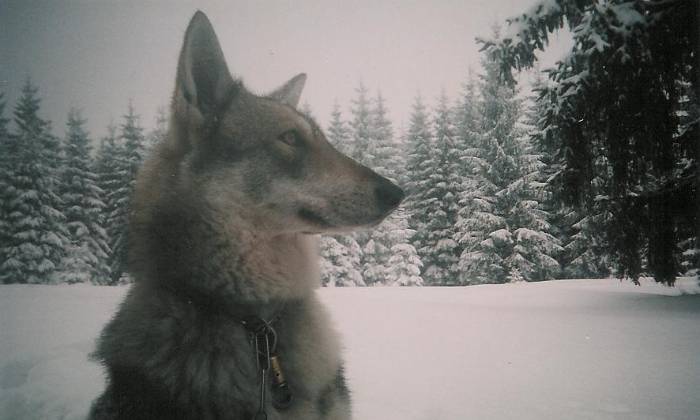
[168,11,403,235]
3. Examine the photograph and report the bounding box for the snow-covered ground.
[1,279,699,420]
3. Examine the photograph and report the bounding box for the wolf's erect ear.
[268,73,307,108]
[175,11,236,117]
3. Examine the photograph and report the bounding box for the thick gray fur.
[89,10,403,420]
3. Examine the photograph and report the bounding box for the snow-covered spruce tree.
[481,0,698,284]
[669,74,700,278]
[320,235,365,287]
[0,93,12,269]
[327,101,352,155]
[453,69,482,191]
[680,235,700,278]
[360,91,414,286]
[455,59,514,284]
[374,90,410,184]
[367,92,397,177]
[416,92,462,285]
[676,76,700,278]
[320,103,366,286]
[363,217,424,288]
[454,70,481,148]
[144,106,168,156]
[457,55,560,284]
[357,97,390,286]
[346,86,392,284]
[95,124,121,281]
[561,208,612,278]
[106,104,145,284]
[0,93,8,145]
[0,80,68,284]
[529,72,610,279]
[320,102,363,286]
[348,82,373,165]
[384,208,423,286]
[57,109,110,284]
[509,131,562,281]
[404,95,435,271]
[361,230,391,286]
[452,72,486,285]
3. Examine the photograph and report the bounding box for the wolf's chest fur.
[91,282,349,420]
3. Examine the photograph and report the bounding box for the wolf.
[89,10,403,420]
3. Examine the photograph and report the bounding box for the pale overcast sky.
[0,0,570,140]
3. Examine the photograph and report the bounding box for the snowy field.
[1,279,699,420]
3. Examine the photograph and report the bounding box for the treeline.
[0,81,166,284]
[320,0,700,287]
[480,0,699,285]
[1,24,696,286]
[318,54,616,287]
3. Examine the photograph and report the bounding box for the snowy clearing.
[1,279,699,420]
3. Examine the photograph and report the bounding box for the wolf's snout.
[374,178,404,212]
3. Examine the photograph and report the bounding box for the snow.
[2,279,700,420]
[503,0,561,43]
[489,228,512,244]
[514,227,551,243]
[609,3,645,28]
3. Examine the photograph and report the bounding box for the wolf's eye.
[278,130,302,147]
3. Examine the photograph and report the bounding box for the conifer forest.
[0,0,697,287]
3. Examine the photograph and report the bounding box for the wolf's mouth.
[298,208,333,228]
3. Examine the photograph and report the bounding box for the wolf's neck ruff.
[130,186,320,305]
[132,190,313,416]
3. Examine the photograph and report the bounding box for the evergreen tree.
[0,93,12,268]
[359,210,424,287]
[359,91,410,286]
[453,69,482,200]
[404,93,463,285]
[562,208,612,278]
[323,101,369,285]
[107,103,145,283]
[348,82,373,164]
[0,92,9,144]
[95,124,121,282]
[454,69,481,150]
[0,80,68,284]
[457,55,560,284]
[404,95,435,265]
[675,75,700,278]
[506,137,562,282]
[144,106,168,156]
[384,208,423,286]
[527,72,607,279]
[121,103,146,182]
[320,235,365,287]
[327,101,351,155]
[419,92,462,285]
[454,59,511,283]
[361,230,391,286]
[482,0,699,284]
[57,109,110,284]
[367,92,396,177]
[453,71,486,285]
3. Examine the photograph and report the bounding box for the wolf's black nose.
[375,178,405,211]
